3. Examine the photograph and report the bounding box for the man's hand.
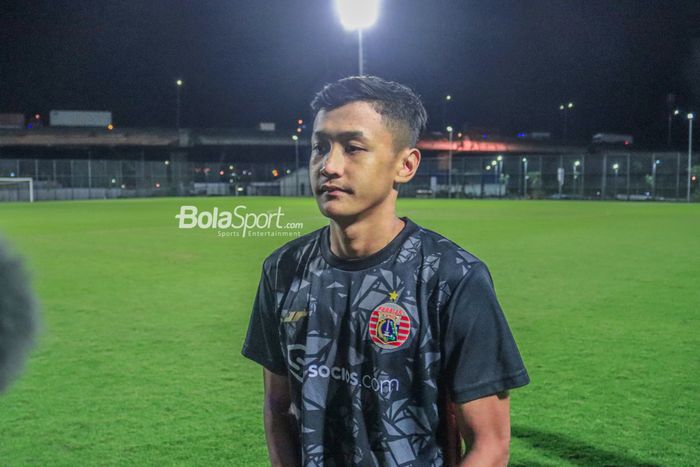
[263,368,301,467]
[455,391,511,467]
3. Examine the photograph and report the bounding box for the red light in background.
[297,119,303,125]
[155,182,161,188]
[272,169,279,177]
[692,175,697,181]
[219,170,224,176]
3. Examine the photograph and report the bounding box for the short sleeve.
[442,262,530,404]
[241,262,287,375]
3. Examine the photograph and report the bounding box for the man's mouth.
[320,184,351,195]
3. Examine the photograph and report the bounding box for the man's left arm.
[441,262,530,466]
[455,391,511,467]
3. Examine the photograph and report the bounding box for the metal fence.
[0,151,697,202]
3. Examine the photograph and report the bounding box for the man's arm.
[455,391,511,467]
[263,368,301,467]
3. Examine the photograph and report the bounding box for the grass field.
[0,196,698,466]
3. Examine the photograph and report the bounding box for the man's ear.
[394,147,421,185]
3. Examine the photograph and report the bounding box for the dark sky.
[1,1,699,146]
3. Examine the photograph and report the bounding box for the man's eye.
[312,144,327,154]
[346,145,364,154]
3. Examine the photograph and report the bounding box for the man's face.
[310,101,404,221]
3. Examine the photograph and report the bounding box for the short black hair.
[310,76,428,150]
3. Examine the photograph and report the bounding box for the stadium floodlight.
[336,0,380,75]
[336,0,379,30]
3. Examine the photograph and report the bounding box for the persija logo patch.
[368,302,411,349]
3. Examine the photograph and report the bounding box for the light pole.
[652,159,661,199]
[688,112,694,202]
[447,126,453,198]
[573,160,580,197]
[336,0,380,75]
[292,135,300,196]
[491,160,497,197]
[559,102,574,140]
[522,157,528,198]
[668,108,680,146]
[497,155,503,198]
[175,79,183,129]
[612,163,619,198]
[442,94,451,133]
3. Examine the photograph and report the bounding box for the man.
[242,76,530,466]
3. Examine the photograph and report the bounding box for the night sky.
[1,1,699,147]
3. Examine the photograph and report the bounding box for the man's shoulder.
[261,225,325,276]
[412,221,485,277]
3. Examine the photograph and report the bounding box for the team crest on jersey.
[368,302,411,349]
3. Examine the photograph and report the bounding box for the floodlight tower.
[335,0,380,75]
[175,79,183,129]
[688,112,694,202]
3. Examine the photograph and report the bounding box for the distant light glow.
[336,0,380,30]
[176,79,183,86]
[155,182,161,188]
[297,119,303,125]
[164,160,170,165]
[688,113,695,120]
[107,123,114,130]
[446,126,453,133]
[219,170,225,176]
[522,158,527,162]
[517,132,526,138]
[445,95,452,101]
[674,109,680,115]
[574,160,580,166]
[491,161,497,166]
[497,155,503,161]
[568,102,574,109]
[272,169,279,177]
[292,135,298,141]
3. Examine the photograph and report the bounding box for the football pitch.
[0,197,698,466]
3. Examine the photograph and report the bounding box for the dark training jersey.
[242,217,530,466]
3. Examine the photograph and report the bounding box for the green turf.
[0,197,698,466]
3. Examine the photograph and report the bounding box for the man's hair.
[310,76,428,150]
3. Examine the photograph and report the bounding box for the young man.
[242,76,530,466]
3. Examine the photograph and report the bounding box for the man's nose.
[321,143,344,177]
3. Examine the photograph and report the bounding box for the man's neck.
[328,203,405,260]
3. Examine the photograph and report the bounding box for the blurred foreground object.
[0,235,40,393]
